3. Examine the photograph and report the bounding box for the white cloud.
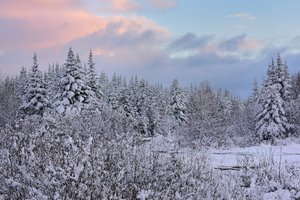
[227,13,256,21]
[168,34,264,60]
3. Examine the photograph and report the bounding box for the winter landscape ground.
[2,1,300,200]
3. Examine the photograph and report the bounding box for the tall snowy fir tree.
[239,79,260,139]
[255,58,292,142]
[289,73,300,132]
[0,77,19,127]
[107,74,120,111]
[119,81,134,118]
[128,75,139,118]
[249,79,259,104]
[291,72,300,99]
[87,50,102,100]
[15,66,29,109]
[186,82,226,147]
[136,79,150,136]
[53,48,89,115]
[221,90,233,118]
[276,55,292,104]
[52,64,64,102]
[276,55,294,130]
[170,79,187,124]
[20,53,49,116]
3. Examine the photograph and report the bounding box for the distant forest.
[1,48,300,145]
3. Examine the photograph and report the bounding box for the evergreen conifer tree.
[170,79,187,123]
[54,48,89,115]
[87,50,102,99]
[20,53,49,116]
[255,57,292,141]
[16,66,28,104]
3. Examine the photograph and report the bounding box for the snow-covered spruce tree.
[53,48,90,115]
[249,79,260,104]
[291,72,300,99]
[246,80,260,125]
[237,79,260,144]
[107,73,120,110]
[169,79,187,124]
[47,63,59,98]
[221,90,233,117]
[289,73,300,133]
[154,83,168,117]
[276,55,294,134]
[185,82,227,148]
[87,50,96,90]
[16,66,28,104]
[119,80,134,118]
[136,79,150,136]
[87,50,102,100]
[276,55,292,104]
[99,71,108,85]
[146,89,159,136]
[0,77,19,127]
[20,53,49,116]
[128,75,139,118]
[255,58,292,141]
[134,79,160,137]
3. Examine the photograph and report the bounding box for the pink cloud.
[0,0,105,49]
[94,0,142,14]
[149,0,176,11]
[0,0,171,80]
[106,0,141,13]
[0,0,84,18]
[0,0,167,50]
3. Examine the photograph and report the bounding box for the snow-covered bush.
[2,113,300,199]
[237,151,300,199]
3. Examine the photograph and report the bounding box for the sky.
[1,0,300,97]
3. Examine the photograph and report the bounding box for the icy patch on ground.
[263,189,291,200]
[209,143,300,168]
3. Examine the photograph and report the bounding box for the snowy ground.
[149,135,300,168]
[209,143,300,169]
[148,136,300,199]
[207,144,300,199]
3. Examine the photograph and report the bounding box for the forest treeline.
[1,48,300,146]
